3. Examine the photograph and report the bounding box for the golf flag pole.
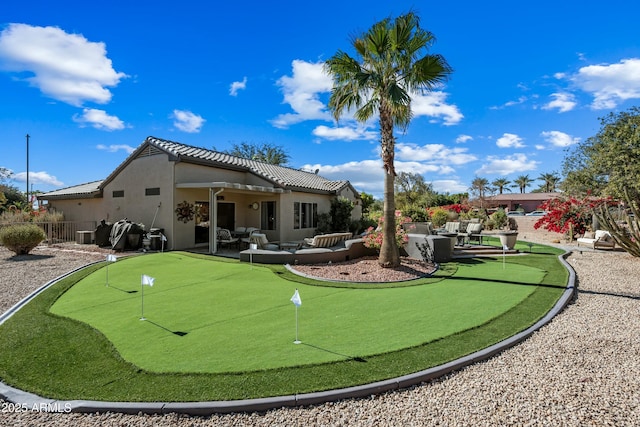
[290,289,302,344]
[140,274,155,320]
[161,233,167,252]
[250,242,257,269]
[105,254,116,286]
[502,245,509,269]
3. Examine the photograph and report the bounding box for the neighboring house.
[487,192,562,213]
[38,136,362,253]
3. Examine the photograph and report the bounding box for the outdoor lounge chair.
[458,222,483,245]
[217,228,239,249]
[249,233,279,250]
[577,230,616,250]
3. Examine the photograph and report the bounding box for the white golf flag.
[106,254,117,262]
[290,289,302,307]
[503,245,509,251]
[161,234,167,241]
[141,274,155,286]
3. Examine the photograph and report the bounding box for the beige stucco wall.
[45,198,104,223]
[101,152,175,248]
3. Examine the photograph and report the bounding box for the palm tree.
[491,178,511,195]
[513,174,534,193]
[325,12,452,268]
[537,172,560,192]
[470,176,490,207]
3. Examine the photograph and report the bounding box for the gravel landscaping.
[1,233,639,425]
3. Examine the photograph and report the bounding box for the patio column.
[210,188,224,254]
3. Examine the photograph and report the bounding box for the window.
[145,187,160,196]
[294,202,317,229]
[112,190,124,198]
[261,201,276,230]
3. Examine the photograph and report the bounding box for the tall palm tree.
[513,174,534,193]
[491,177,511,194]
[325,12,452,268]
[470,176,490,207]
[537,172,560,192]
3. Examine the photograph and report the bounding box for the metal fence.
[0,221,97,244]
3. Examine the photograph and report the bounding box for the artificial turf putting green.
[49,252,546,373]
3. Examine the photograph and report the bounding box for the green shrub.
[429,207,449,228]
[490,209,508,229]
[0,224,46,255]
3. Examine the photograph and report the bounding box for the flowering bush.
[439,203,471,215]
[363,213,411,250]
[533,196,613,237]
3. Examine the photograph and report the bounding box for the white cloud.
[73,108,126,130]
[395,143,477,165]
[496,133,525,148]
[12,171,63,186]
[312,125,377,141]
[541,130,580,147]
[301,143,474,198]
[431,179,469,194]
[410,90,463,125]
[96,144,136,154]
[272,60,463,131]
[171,109,205,133]
[0,23,127,106]
[476,153,539,176]
[542,92,577,113]
[571,58,640,109]
[490,96,528,110]
[229,76,247,96]
[456,134,472,143]
[271,60,333,128]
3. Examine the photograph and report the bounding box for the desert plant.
[0,223,46,255]
[490,209,508,229]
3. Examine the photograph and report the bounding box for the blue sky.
[2,0,640,200]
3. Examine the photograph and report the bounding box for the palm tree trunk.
[378,102,400,268]
[380,169,400,267]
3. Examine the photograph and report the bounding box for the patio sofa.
[239,237,372,264]
[303,232,353,248]
[577,230,616,250]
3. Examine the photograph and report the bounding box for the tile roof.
[37,180,103,200]
[40,137,357,199]
[146,136,353,194]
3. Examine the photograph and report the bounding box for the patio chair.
[577,230,616,250]
[217,228,239,249]
[458,222,483,245]
[249,233,279,251]
[444,221,461,233]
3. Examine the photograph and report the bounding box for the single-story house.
[486,192,562,213]
[38,136,362,253]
